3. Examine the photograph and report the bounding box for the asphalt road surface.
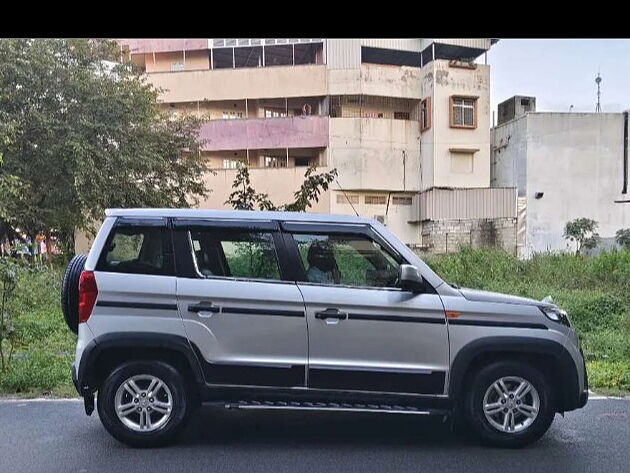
[1,397,629,473]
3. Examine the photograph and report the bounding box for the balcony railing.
[199,115,329,151]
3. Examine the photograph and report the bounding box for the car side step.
[224,400,449,416]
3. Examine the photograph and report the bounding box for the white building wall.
[492,112,630,256]
[491,116,528,195]
[429,60,491,190]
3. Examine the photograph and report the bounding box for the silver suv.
[63,209,588,448]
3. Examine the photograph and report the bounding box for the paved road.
[0,397,629,473]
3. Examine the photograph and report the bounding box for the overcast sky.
[486,39,630,120]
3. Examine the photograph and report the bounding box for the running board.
[224,400,449,416]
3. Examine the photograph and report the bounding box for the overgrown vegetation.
[425,247,630,395]
[0,264,75,396]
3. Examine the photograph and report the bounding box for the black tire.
[60,254,88,334]
[97,360,190,448]
[464,360,556,448]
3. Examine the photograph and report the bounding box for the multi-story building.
[110,38,517,253]
[492,95,630,257]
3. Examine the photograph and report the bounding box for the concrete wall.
[328,118,421,192]
[491,116,528,195]
[419,217,517,255]
[330,191,419,245]
[328,65,423,99]
[147,65,328,102]
[492,113,630,256]
[429,60,491,189]
[199,167,331,213]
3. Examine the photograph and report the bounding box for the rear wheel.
[97,360,190,448]
[464,360,555,447]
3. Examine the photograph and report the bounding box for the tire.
[463,360,556,448]
[60,254,88,334]
[97,360,191,448]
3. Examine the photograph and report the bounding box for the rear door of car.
[88,217,186,339]
[173,218,308,388]
[280,221,449,396]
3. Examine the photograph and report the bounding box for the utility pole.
[595,72,602,113]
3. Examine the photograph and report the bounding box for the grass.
[0,247,628,397]
[0,265,76,397]
[424,247,630,394]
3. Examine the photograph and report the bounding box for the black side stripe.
[222,307,305,318]
[448,319,548,330]
[347,313,446,325]
[96,301,178,311]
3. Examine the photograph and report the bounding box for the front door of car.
[173,219,308,388]
[282,222,449,396]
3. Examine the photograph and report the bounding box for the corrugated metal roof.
[412,187,517,221]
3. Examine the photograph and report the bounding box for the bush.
[587,361,630,391]
[0,263,75,396]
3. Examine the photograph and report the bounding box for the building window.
[336,194,359,204]
[264,108,288,118]
[222,111,243,120]
[222,159,242,169]
[392,196,412,205]
[264,156,288,168]
[450,96,477,129]
[420,98,431,131]
[170,61,184,72]
[365,195,387,205]
[393,111,410,120]
[295,157,312,167]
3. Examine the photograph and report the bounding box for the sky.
[486,39,630,120]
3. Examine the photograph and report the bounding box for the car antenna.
[335,178,360,217]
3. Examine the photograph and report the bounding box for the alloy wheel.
[114,374,173,432]
[482,376,540,433]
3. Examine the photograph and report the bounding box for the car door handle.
[188,302,221,313]
[315,308,348,320]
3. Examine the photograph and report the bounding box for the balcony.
[328,64,423,99]
[147,64,327,103]
[199,116,329,152]
[119,39,209,54]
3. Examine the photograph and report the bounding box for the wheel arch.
[449,336,580,412]
[77,332,205,398]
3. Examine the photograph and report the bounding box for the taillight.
[78,271,98,324]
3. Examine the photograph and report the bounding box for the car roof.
[105,208,375,225]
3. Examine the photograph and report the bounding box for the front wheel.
[97,360,190,447]
[464,361,556,447]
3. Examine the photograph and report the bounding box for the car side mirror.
[399,264,425,293]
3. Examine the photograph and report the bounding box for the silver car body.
[75,209,587,407]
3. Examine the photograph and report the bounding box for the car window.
[97,226,171,275]
[292,233,401,288]
[189,229,281,281]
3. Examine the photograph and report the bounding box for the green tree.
[0,39,209,254]
[615,228,630,250]
[226,163,338,212]
[564,218,600,255]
